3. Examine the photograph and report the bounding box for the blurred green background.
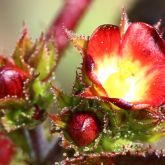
[0,0,164,91]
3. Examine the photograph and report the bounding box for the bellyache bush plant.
[0,0,165,164]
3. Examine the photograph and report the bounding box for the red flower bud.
[0,66,30,99]
[0,132,15,165]
[67,112,99,146]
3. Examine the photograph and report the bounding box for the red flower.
[67,112,99,146]
[0,65,30,99]
[0,132,15,165]
[67,11,165,110]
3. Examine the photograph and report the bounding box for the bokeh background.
[0,0,164,163]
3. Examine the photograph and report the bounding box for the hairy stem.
[46,0,93,59]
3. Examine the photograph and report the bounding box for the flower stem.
[42,137,64,165]
[46,0,93,60]
[23,125,47,164]
[24,125,63,165]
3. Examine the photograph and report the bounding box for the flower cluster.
[74,14,165,110]
[50,10,165,156]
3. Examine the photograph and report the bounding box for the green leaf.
[28,37,57,81]
[12,28,34,71]
[102,136,134,152]
[0,107,37,132]
[0,97,26,109]
[36,42,56,81]
[12,29,57,82]
[30,78,53,108]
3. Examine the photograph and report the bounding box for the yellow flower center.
[95,55,154,103]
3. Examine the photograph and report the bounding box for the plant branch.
[46,0,93,59]
[23,125,48,164]
[42,137,64,165]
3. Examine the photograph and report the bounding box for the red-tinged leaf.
[49,114,66,128]
[0,55,14,67]
[13,29,57,81]
[65,28,88,55]
[78,87,95,98]
[12,27,33,71]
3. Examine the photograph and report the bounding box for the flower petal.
[84,25,121,97]
[87,25,120,80]
[83,54,107,96]
[121,22,165,65]
[87,24,120,63]
[120,22,165,106]
[82,23,165,108]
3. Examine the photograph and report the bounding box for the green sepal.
[28,40,56,81]
[0,106,44,132]
[101,136,134,152]
[0,98,26,109]
[30,77,53,109]
[52,86,81,109]
[12,27,33,71]
[12,28,57,82]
